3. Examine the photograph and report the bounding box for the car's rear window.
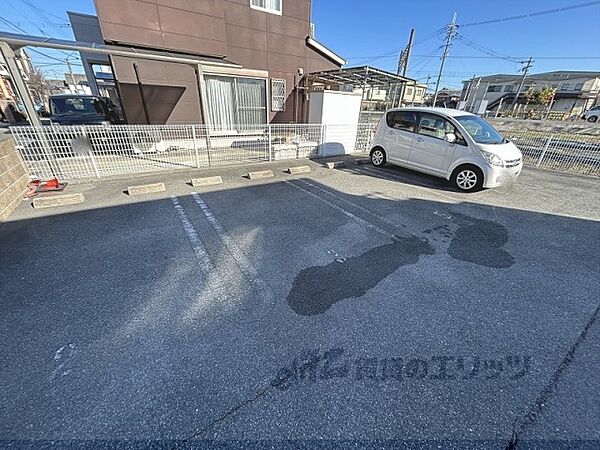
[386,111,417,132]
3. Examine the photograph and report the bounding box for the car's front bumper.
[483,162,523,188]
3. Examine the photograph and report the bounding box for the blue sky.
[1,0,599,88]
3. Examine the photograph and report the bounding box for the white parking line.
[297,178,410,234]
[170,196,214,272]
[284,180,398,242]
[191,193,274,302]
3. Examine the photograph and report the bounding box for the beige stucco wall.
[0,137,27,222]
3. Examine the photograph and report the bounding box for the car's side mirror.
[444,133,457,144]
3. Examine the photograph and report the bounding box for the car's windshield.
[51,97,104,116]
[455,115,506,144]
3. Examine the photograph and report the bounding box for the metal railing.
[11,123,375,180]
[500,130,600,176]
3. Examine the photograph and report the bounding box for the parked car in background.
[582,105,600,123]
[370,107,523,192]
[49,94,122,125]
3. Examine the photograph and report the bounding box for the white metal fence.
[11,122,598,180]
[500,130,600,176]
[11,123,375,180]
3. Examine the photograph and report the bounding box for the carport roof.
[0,31,240,68]
[306,66,413,88]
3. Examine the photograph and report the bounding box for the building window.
[204,75,267,131]
[560,83,572,91]
[405,87,414,96]
[271,78,286,112]
[574,83,584,91]
[487,85,502,92]
[250,0,282,15]
[504,85,514,92]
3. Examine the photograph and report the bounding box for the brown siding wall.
[95,0,340,123]
[0,138,28,222]
[111,56,202,124]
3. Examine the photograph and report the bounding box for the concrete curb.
[191,176,223,187]
[247,170,274,180]
[353,158,371,165]
[32,193,85,209]
[127,182,166,196]
[287,166,311,175]
[325,161,345,169]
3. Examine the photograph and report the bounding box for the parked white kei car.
[582,105,600,122]
[369,107,523,192]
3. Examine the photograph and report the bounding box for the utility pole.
[512,57,533,107]
[432,12,457,107]
[65,58,75,92]
[401,28,415,77]
[396,28,415,107]
[469,77,481,111]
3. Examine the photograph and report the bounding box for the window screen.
[250,0,282,14]
[204,75,267,131]
[271,79,286,112]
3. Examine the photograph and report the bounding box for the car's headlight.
[481,150,504,167]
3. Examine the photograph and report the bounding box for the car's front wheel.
[370,147,386,166]
[587,115,598,123]
[452,165,484,192]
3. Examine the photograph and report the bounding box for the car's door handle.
[415,137,424,142]
[388,131,394,135]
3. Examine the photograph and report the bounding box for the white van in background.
[369,107,523,192]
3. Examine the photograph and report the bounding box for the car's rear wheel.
[587,115,598,123]
[452,165,484,192]
[370,147,386,166]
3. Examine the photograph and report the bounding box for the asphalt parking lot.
[1,158,599,449]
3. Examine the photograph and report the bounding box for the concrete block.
[191,175,223,187]
[287,165,311,175]
[247,170,274,180]
[325,161,345,169]
[127,182,166,196]
[353,158,371,165]
[33,193,84,209]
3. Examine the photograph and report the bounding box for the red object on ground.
[24,179,40,198]
[35,177,68,193]
[45,178,60,189]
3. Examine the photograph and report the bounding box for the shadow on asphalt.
[1,178,599,448]
[342,163,461,193]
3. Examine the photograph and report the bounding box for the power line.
[454,33,521,63]
[410,54,600,60]
[345,27,447,63]
[0,14,80,63]
[458,1,600,28]
[18,0,70,25]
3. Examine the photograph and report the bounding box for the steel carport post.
[0,41,60,178]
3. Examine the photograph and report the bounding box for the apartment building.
[80,0,344,126]
[461,71,600,115]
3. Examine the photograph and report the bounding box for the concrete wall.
[0,138,27,221]
[488,118,600,135]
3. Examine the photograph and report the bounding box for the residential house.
[72,0,345,127]
[427,88,461,108]
[401,81,427,105]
